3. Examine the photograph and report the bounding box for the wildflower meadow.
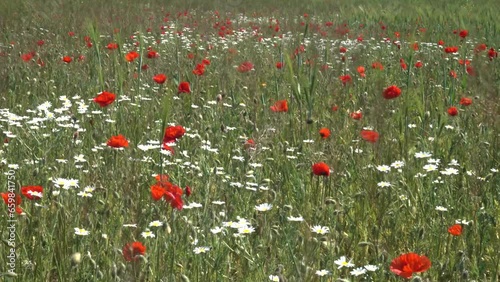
[1,0,499,281]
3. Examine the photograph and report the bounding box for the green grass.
[1,0,499,281]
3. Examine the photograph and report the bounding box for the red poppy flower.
[372,61,384,70]
[438,40,445,46]
[412,42,419,51]
[276,62,284,69]
[202,58,211,65]
[153,73,167,84]
[1,192,23,214]
[122,242,146,262]
[93,91,116,107]
[155,174,169,183]
[449,70,457,79]
[163,125,186,144]
[21,186,43,200]
[383,85,402,99]
[339,46,347,53]
[178,81,191,94]
[390,253,431,279]
[244,139,256,150]
[185,186,192,197]
[37,40,45,46]
[147,50,158,59]
[459,97,472,106]
[339,75,352,85]
[444,46,459,53]
[21,52,34,62]
[331,105,339,112]
[125,51,139,62]
[350,111,362,120]
[474,43,487,53]
[466,65,475,76]
[270,100,288,112]
[319,128,331,139]
[106,43,119,50]
[62,56,72,63]
[488,48,498,60]
[107,134,129,148]
[192,63,206,76]
[458,29,468,38]
[361,130,379,143]
[151,184,165,201]
[447,106,458,116]
[312,162,330,176]
[356,66,366,77]
[415,61,423,68]
[237,61,254,73]
[448,224,463,236]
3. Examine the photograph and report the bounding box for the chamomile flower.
[149,220,163,227]
[440,167,459,175]
[287,216,304,222]
[364,265,379,271]
[423,164,438,172]
[193,246,210,254]
[238,225,255,235]
[77,191,93,197]
[141,231,155,238]
[311,225,330,235]
[435,206,448,212]
[334,256,355,269]
[74,228,90,236]
[255,203,273,212]
[315,269,331,276]
[415,151,432,158]
[350,267,367,276]
[376,165,391,173]
[377,181,392,188]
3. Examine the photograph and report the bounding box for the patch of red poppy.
[163,125,186,144]
[178,81,191,94]
[62,56,72,63]
[276,62,283,69]
[390,253,431,279]
[1,192,23,214]
[237,61,254,73]
[21,52,33,62]
[312,162,330,176]
[447,106,458,116]
[350,111,362,120]
[122,242,146,262]
[444,46,459,53]
[106,43,119,50]
[356,66,365,77]
[383,85,402,99]
[458,29,468,38]
[339,75,352,85]
[361,130,379,143]
[459,97,472,106]
[125,51,139,62]
[270,100,288,112]
[147,50,158,59]
[93,91,116,107]
[192,63,206,76]
[153,73,167,84]
[21,186,43,200]
[372,61,384,70]
[107,134,129,148]
[448,224,463,236]
[415,61,423,68]
[488,48,498,60]
[319,128,330,139]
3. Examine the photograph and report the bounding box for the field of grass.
[1,0,499,281]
